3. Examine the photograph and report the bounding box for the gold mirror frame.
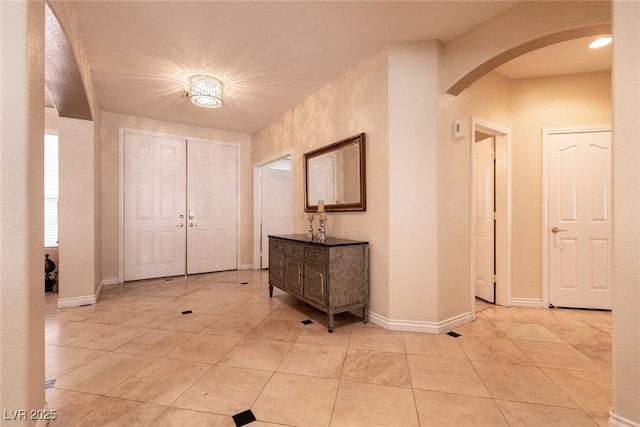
[304,133,366,212]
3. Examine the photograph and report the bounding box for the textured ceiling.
[63,1,610,134]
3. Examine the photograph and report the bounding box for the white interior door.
[260,166,292,269]
[187,141,238,274]
[124,133,186,281]
[547,129,611,309]
[474,136,495,303]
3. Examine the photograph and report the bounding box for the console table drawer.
[270,240,286,253]
[305,248,327,264]
[284,244,305,258]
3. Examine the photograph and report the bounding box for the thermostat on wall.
[452,119,466,142]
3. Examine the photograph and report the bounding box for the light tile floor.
[45,270,612,426]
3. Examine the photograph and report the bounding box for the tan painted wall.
[100,112,253,282]
[0,0,46,421]
[612,1,640,423]
[510,71,611,299]
[46,1,98,118]
[387,41,442,322]
[58,118,97,303]
[437,71,512,319]
[252,49,390,317]
[443,1,610,94]
[47,0,103,302]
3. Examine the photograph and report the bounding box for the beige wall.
[58,118,98,305]
[510,71,611,300]
[47,0,103,305]
[436,70,612,310]
[252,49,390,318]
[100,112,253,282]
[0,0,46,421]
[387,41,442,323]
[437,71,512,319]
[250,43,612,326]
[612,1,640,423]
[443,1,610,95]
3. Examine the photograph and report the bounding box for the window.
[44,134,58,247]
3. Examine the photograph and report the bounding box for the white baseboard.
[367,310,474,334]
[510,297,544,308]
[57,294,98,308]
[239,264,254,270]
[101,277,120,286]
[610,410,640,427]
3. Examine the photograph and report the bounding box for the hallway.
[45,270,611,426]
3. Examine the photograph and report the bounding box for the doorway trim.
[470,117,512,313]
[252,150,294,270]
[541,125,611,308]
[118,127,241,283]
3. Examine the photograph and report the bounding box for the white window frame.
[44,133,59,247]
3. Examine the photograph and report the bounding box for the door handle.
[175,223,184,228]
[189,223,197,227]
[551,227,567,233]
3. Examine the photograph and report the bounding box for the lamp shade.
[189,75,223,108]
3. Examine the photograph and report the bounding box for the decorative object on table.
[44,254,56,292]
[318,212,327,242]
[307,213,315,239]
[317,200,327,242]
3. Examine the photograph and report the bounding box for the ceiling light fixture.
[188,74,223,108]
[589,36,612,49]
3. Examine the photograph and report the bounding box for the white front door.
[260,166,292,269]
[186,141,238,274]
[546,129,612,309]
[474,136,495,303]
[124,132,238,281]
[124,133,186,281]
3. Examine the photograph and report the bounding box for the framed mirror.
[304,133,366,212]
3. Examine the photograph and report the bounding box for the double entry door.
[124,132,238,281]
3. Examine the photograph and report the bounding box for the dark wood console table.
[268,234,369,332]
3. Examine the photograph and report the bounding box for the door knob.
[551,227,567,233]
[175,223,184,228]
[189,223,197,227]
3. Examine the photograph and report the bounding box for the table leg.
[269,284,273,298]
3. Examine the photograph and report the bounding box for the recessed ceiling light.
[589,36,612,49]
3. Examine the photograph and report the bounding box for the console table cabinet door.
[283,256,303,294]
[270,252,285,286]
[303,262,327,305]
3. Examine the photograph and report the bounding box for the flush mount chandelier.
[188,74,224,108]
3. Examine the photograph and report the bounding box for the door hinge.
[493,212,497,221]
